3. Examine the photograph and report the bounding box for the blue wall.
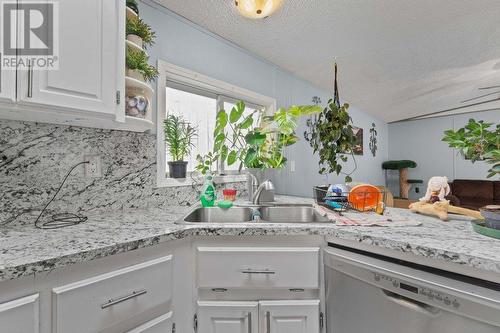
[140,1,388,196]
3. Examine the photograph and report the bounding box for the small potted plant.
[164,114,198,179]
[126,48,159,83]
[126,17,156,49]
[126,0,139,15]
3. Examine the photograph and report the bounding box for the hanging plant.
[369,123,378,157]
[304,62,357,183]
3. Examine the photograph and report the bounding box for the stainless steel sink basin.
[182,207,253,223]
[178,205,332,224]
[259,206,330,223]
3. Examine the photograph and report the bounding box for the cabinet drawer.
[197,247,319,289]
[0,294,39,333]
[53,255,173,333]
[126,312,173,333]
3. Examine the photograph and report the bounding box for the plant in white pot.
[125,48,158,83]
[164,114,198,179]
[126,17,155,49]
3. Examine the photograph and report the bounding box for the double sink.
[178,204,331,224]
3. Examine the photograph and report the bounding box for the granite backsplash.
[0,120,245,225]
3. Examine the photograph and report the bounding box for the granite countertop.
[1,196,500,282]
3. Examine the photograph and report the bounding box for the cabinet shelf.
[126,40,148,56]
[123,116,154,132]
[125,76,154,97]
[126,7,138,20]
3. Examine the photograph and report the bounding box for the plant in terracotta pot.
[125,48,159,82]
[126,17,156,49]
[164,114,198,179]
[195,101,321,175]
[303,62,357,183]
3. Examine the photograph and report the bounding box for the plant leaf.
[229,101,245,123]
[227,150,238,166]
[214,110,228,135]
[245,131,267,146]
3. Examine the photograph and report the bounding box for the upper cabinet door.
[259,300,320,333]
[18,0,124,118]
[197,301,258,333]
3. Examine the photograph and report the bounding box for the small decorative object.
[223,189,237,202]
[480,205,500,229]
[126,17,156,49]
[351,127,364,155]
[409,201,483,221]
[419,176,450,204]
[304,62,357,182]
[442,118,499,178]
[381,160,417,199]
[312,96,322,105]
[348,184,382,212]
[369,123,377,157]
[235,0,284,19]
[125,94,149,118]
[164,114,198,179]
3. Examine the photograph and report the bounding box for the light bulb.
[235,0,284,19]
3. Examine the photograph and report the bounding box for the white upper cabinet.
[17,0,124,119]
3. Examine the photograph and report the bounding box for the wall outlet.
[83,154,102,178]
[290,160,296,173]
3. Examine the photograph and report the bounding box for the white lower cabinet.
[126,312,174,333]
[197,300,319,333]
[198,301,258,333]
[52,255,173,333]
[0,293,39,333]
[259,300,320,333]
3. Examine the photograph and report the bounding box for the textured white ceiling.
[154,0,500,122]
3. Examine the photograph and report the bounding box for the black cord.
[34,161,89,229]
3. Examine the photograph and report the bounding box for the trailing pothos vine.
[303,62,357,183]
[196,101,322,174]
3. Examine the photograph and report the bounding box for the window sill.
[156,174,247,188]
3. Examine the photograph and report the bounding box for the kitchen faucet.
[252,179,275,205]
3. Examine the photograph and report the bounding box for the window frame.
[156,60,276,188]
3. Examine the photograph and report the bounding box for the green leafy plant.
[126,17,156,48]
[164,114,198,161]
[195,101,321,174]
[303,63,357,183]
[126,0,139,15]
[126,48,159,82]
[442,118,500,178]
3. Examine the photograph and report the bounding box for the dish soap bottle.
[200,172,216,207]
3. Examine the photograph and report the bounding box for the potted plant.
[126,17,156,49]
[303,62,357,183]
[126,0,139,15]
[164,114,198,179]
[196,101,321,175]
[442,118,499,178]
[125,48,159,83]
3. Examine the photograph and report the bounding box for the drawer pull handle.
[101,289,147,309]
[266,311,271,333]
[241,268,276,275]
[248,311,252,333]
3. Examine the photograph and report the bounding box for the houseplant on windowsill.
[164,114,198,179]
[195,101,322,182]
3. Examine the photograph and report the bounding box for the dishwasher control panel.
[373,272,460,309]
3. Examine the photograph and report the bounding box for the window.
[156,61,276,187]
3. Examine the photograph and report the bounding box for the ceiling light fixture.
[235,0,284,19]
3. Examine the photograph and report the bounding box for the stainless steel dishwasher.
[324,245,500,333]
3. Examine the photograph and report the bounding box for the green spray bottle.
[200,172,216,207]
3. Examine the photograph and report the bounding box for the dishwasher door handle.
[382,290,441,316]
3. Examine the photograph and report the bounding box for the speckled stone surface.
[0,120,246,225]
[1,199,500,282]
